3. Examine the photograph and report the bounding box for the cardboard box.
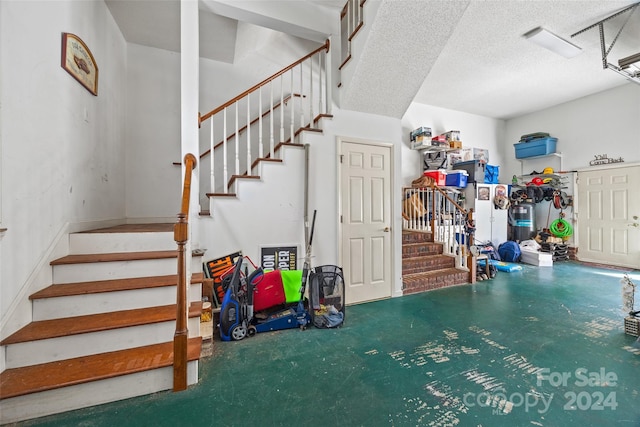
[443,130,461,141]
[410,134,432,150]
[474,148,489,164]
[410,126,432,142]
[520,249,553,266]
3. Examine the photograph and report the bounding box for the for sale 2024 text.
[537,367,618,411]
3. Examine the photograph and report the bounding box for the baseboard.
[68,218,125,234]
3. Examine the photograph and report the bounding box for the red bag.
[253,270,285,312]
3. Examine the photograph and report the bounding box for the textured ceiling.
[340,0,472,118]
[106,0,640,120]
[412,0,640,119]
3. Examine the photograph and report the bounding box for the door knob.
[383,227,390,232]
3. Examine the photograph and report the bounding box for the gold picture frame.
[61,32,98,96]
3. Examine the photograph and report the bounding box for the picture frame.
[61,32,98,96]
[477,186,490,201]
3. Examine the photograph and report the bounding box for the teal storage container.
[514,137,557,159]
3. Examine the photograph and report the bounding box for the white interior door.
[577,165,640,268]
[340,140,392,304]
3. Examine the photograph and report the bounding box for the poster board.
[260,246,298,272]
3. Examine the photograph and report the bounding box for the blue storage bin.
[445,170,468,188]
[514,137,557,159]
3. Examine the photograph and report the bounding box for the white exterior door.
[577,165,640,268]
[340,140,393,304]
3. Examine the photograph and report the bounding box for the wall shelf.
[518,152,563,176]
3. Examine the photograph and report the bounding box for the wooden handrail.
[432,185,467,214]
[174,94,303,166]
[173,152,196,392]
[199,40,329,124]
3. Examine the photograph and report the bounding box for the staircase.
[0,224,204,424]
[402,231,469,294]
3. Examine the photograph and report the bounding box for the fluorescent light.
[524,27,582,58]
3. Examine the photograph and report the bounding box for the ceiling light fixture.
[571,2,640,85]
[619,52,640,69]
[523,27,582,58]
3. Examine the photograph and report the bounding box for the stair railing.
[199,41,330,197]
[402,185,472,270]
[173,153,196,392]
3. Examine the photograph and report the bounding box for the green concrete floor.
[16,262,640,426]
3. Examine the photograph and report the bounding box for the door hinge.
[340,215,343,223]
[340,154,344,163]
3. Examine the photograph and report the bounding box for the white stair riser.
[32,284,202,320]
[4,318,201,369]
[0,361,198,424]
[52,257,202,283]
[69,232,176,254]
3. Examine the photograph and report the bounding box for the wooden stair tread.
[30,273,204,300]
[51,250,204,265]
[0,337,202,400]
[1,302,203,345]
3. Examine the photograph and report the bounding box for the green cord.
[550,218,573,238]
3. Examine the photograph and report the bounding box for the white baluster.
[214,117,216,193]
[247,94,251,176]
[280,75,285,143]
[309,57,314,126]
[223,107,228,194]
[259,86,263,158]
[317,53,322,119]
[290,70,294,143]
[270,82,275,158]
[235,101,239,178]
[299,65,304,129]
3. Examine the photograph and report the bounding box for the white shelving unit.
[518,152,563,177]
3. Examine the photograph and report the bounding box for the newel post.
[467,209,477,284]
[173,213,189,391]
[173,153,196,392]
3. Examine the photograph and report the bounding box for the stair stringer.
[0,362,199,424]
[0,228,202,424]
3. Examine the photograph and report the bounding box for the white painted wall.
[0,1,127,340]
[503,84,640,179]
[504,84,640,246]
[125,43,182,221]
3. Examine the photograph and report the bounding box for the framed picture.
[61,32,98,96]
[477,186,490,201]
